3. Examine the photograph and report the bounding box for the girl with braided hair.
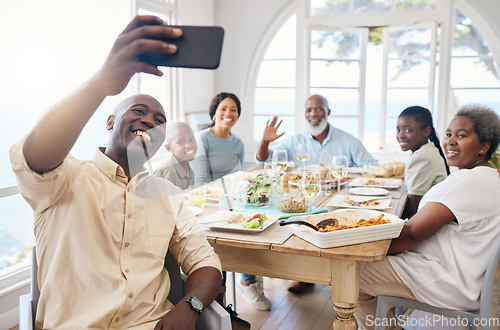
[396,106,449,218]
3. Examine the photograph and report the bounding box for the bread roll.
[368,162,405,178]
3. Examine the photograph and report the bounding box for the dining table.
[192,169,407,330]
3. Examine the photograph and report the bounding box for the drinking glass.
[272,150,288,182]
[263,162,275,181]
[319,153,332,194]
[296,143,310,170]
[300,169,321,216]
[331,155,349,192]
[188,185,207,209]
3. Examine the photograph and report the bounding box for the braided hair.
[400,106,450,175]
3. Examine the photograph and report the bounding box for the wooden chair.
[20,247,230,330]
[375,239,500,330]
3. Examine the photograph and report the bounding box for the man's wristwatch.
[184,296,204,315]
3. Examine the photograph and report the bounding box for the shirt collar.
[93,147,149,182]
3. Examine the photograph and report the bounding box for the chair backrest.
[164,250,185,305]
[479,238,500,319]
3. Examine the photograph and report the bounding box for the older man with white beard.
[255,94,377,168]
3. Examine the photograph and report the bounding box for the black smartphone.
[139,25,224,69]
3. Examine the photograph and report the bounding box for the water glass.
[188,185,207,208]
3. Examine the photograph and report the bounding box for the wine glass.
[331,155,349,192]
[296,143,310,171]
[272,150,288,182]
[300,169,321,216]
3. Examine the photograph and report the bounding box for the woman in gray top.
[192,92,273,315]
[191,92,244,184]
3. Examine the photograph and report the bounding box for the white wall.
[177,0,217,116]
[212,0,292,164]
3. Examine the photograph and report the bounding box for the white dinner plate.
[198,210,280,232]
[188,205,203,216]
[326,195,392,210]
[348,177,402,189]
[348,187,389,196]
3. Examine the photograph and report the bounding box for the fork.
[343,196,362,207]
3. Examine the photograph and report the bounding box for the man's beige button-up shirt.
[10,139,221,329]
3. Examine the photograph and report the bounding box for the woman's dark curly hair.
[208,92,241,127]
[455,104,500,160]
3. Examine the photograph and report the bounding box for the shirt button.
[115,318,120,323]
[128,213,132,218]
[125,269,130,273]
[129,293,134,298]
[124,242,130,247]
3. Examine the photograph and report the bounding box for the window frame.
[248,0,500,153]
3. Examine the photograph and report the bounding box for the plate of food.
[289,209,404,248]
[348,187,389,196]
[349,177,402,189]
[198,210,279,232]
[288,174,348,187]
[287,174,302,186]
[185,186,221,203]
[326,195,392,210]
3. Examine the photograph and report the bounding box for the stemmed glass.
[319,153,332,195]
[331,155,349,192]
[296,143,309,171]
[271,150,288,182]
[300,169,321,216]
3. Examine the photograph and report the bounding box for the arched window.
[249,0,500,156]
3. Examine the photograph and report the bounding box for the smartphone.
[138,25,224,69]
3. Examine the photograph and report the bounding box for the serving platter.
[198,210,280,232]
[348,177,402,189]
[290,209,404,248]
[326,195,392,210]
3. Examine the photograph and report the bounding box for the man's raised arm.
[23,15,182,173]
[256,115,285,161]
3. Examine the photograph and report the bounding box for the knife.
[220,177,234,211]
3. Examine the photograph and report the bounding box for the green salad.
[245,179,272,205]
[241,213,268,229]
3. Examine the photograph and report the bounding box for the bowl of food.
[235,179,272,208]
[272,190,309,213]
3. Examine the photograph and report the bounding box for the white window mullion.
[358,28,369,141]
[380,21,438,148]
[297,2,308,133]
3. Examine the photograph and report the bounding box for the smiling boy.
[155,121,198,189]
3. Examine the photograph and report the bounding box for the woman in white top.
[355,104,500,330]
